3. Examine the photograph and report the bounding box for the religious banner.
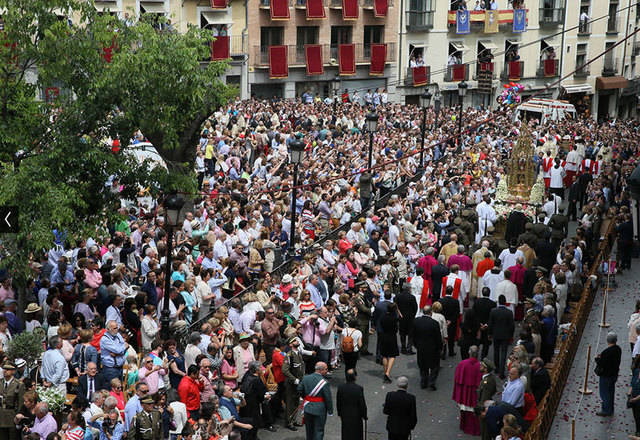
[456,10,470,34]
[270,0,290,20]
[211,36,230,61]
[269,45,288,78]
[484,10,498,33]
[452,64,466,81]
[374,0,388,18]
[508,61,522,80]
[543,59,557,76]
[339,43,355,75]
[305,44,323,75]
[412,66,428,87]
[342,0,358,20]
[210,0,227,8]
[513,9,527,33]
[369,43,386,75]
[306,0,326,19]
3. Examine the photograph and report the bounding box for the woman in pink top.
[220,346,239,389]
[138,355,167,394]
[109,378,126,418]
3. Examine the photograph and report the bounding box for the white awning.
[451,42,469,53]
[479,41,498,51]
[202,11,231,25]
[95,2,121,12]
[506,39,520,47]
[562,84,593,94]
[140,3,167,13]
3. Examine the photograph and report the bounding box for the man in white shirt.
[476,196,497,243]
[213,232,229,261]
[494,269,518,314]
[549,158,565,200]
[565,146,580,187]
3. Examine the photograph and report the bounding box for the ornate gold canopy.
[506,121,536,199]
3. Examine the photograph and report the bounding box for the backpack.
[342,329,355,353]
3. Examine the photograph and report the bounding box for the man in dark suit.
[77,361,108,400]
[373,292,394,363]
[395,285,418,355]
[437,286,460,357]
[505,207,527,244]
[534,238,555,272]
[411,306,443,390]
[522,259,539,299]
[430,256,450,302]
[548,212,569,253]
[529,357,551,405]
[473,287,497,359]
[383,376,417,440]
[488,295,515,379]
[336,369,367,440]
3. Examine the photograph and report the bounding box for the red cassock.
[452,357,482,435]
[417,254,437,305]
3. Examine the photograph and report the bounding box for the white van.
[514,98,577,125]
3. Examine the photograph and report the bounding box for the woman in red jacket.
[178,365,205,419]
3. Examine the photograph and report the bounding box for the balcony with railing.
[539,8,564,26]
[229,35,248,55]
[404,66,430,86]
[602,57,617,76]
[537,59,559,77]
[501,60,524,81]
[444,64,469,82]
[329,0,341,7]
[634,42,640,57]
[406,10,434,31]
[474,61,495,79]
[574,65,590,78]
[577,21,590,35]
[251,42,396,67]
[361,0,393,8]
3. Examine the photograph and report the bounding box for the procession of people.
[0,93,637,440]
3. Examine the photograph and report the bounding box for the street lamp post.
[333,76,341,113]
[457,81,468,152]
[434,92,442,161]
[160,193,185,341]
[365,111,378,170]
[419,89,432,171]
[288,138,305,258]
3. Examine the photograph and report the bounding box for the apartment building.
[246,0,398,99]
[92,0,250,98]
[398,0,639,119]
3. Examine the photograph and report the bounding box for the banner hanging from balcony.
[270,0,290,20]
[342,0,358,20]
[452,64,466,81]
[306,0,326,19]
[484,10,498,33]
[369,43,386,75]
[374,0,388,18]
[412,66,428,87]
[269,45,288,78]
[456,10,470,34]
[305,44,323,75]
[211,36,230,60]
[339,44,355,75]
[513,9,526,33]
[210,0,227,8]
[508,61,521,80]
[543,59,556,76]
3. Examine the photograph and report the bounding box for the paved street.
[260,335,486,440]
[549,250,637,440]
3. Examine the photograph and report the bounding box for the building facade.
[397,0,640,119]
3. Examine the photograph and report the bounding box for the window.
[363,25,384,57]
[330,26,352,58]
[296,26,319,62]
[576,43,588,76]
[407,0,435,29]
[200,12,229,36]
[140,3,167,29]
[603,42,616,74]
[261,26,284,48]
[607,2,618,32]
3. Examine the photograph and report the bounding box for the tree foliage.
[0,0,232,280]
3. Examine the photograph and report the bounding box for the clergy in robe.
[439,234,459,265]
[471,241,493,300]
[505,204,527,245]
[475,197,497,244]
[448,245,473,307]
[508,257,526,320]
[452,345,482,435]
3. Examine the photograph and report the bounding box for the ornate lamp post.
[332,75,341,113]
[365,111,378,170]
[160,193,184,341]
[419,89,432,171]
[458,81,468,151]
[288,138,305,258]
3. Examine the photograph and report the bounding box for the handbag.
[594,363,604,376]
[263,365,278,393]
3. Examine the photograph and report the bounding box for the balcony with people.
[501,43,523,81]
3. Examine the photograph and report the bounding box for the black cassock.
[411,316,443,370]
[505,210,527,245]
[336,382,367,440]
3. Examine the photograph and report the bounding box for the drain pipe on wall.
[242,0,249,99]
[397,0,403,85]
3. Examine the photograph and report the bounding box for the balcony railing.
[537,59,559,77]
[577,22,590,35]
[406,10,434,30]
[404,66,430,86]
[329,0,341,6]
[501,60,524,80]
[574,65,590,78]
[539,8,564,25]
[474,61,495,79]
[361,0,393,8]
[607,16,622,34]
[602,57,617,76]
[229,35,248,55]
[446,9,527,31]
[444,64,469,82]
[251,43,396,67]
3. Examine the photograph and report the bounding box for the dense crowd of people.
[0,95,637,440]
